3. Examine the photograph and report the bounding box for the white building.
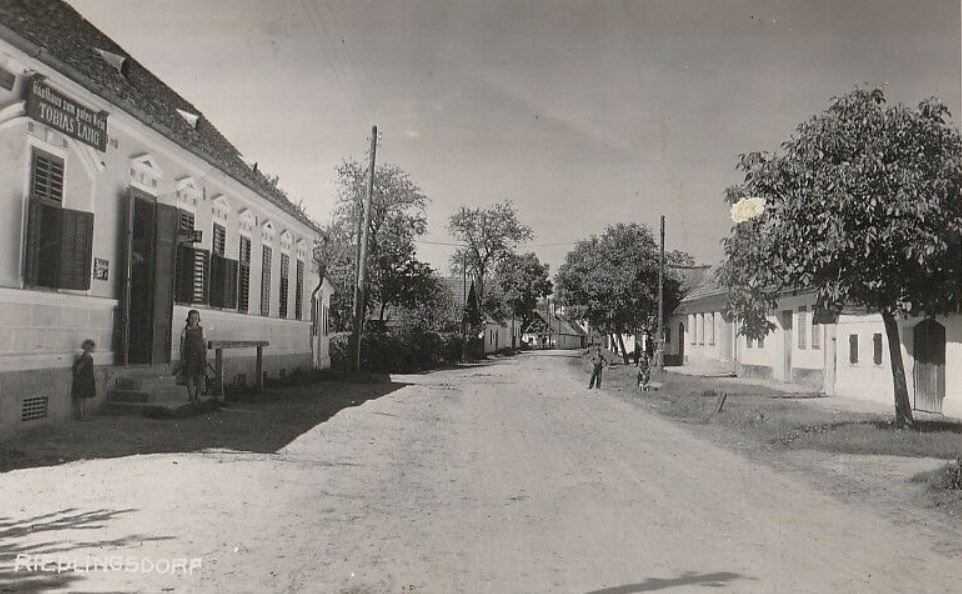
[0,0,334,438]
[669,269,960,417]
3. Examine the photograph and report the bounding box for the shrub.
[329,330,464,373]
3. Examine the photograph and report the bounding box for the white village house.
[0,0,334,438]
[667,267,962,418]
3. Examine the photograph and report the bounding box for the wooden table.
[207,340,269,399]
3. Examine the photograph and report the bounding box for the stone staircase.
[105,368,196,418]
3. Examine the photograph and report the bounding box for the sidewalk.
[665,366,959,422]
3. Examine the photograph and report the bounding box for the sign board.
[25,75,108,151]
[93,258,109,281]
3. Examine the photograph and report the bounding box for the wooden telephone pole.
[657,215,665,373]
[352,126,377,373]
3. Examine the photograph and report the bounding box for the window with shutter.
[261,246,272,316]
[797,307,808,350]
[295,260,305,320]
[873,333,883,366]
[175,245,209,304]
[279,253,290,319]
[849,334,859,365]
[238,235,251,313]
[24,200,63,288]
[31,149,64,203]
[58,209,94,290]
[212,223,226,256]
[210,254,239,309]
[178,210,195,233]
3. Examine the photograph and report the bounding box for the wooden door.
[151,203,178,364]
[913,319,945,413]
[127,193,155,364]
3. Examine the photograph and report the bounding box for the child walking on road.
[636,350,652,391]
[587,344,608,389]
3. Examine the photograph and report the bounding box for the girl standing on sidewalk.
[72,339,96,420]
[179,310,207,404]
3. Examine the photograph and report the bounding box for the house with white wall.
[0,0,334,438]
[670,272,960,417]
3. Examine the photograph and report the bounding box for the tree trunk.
[881,310,914,428]
[616,332,630,365]
[379,302,387,322]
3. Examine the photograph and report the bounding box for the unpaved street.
[1,351,959,593]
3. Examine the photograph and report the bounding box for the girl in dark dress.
[179,310,207,404]
[72,339,96,420]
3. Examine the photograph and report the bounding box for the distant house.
[483,313,523,354]
[524,309,587,350]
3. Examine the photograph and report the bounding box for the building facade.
[670,269,961,418]
[0,0,333,438]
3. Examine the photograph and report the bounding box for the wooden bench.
[207,340,269,399]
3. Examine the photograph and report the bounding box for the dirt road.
[1,351,958,593]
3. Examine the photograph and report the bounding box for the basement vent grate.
[21,396,49,421]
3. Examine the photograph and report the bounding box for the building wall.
[0,42,328,438]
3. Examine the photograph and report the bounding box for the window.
[295,259,305,320]
[699,314,706,345]
[812,316,821,350]
[873,333,883,366]
[849,334,859,365]
[261,245,272,316]
[746,336,753,349]
[175,211,208,304]
[24,150,94,290]
[758,333,765,348]
[238,235,251,313]
[708,313,715,345]
[797,306,808,349]
[689,316,696,345]
[212,222,226,256]
[323,304,330,335]
[176,244,209,304]
[279,253,290,319]
[31,149,64,203]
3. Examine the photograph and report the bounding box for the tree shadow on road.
[0,507,171,593]
[1,379,411,473]
[585,571,748,593]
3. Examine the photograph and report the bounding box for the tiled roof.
[0,0,320,233]
[530,309,587,336]
[679,264,726,303]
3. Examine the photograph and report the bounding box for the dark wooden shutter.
[212,223,226,256]
[176,245,209,304]
[295,260,305,320]
[152,203,178,363]
[31,150,64,203]
[279,253,290,318]
[58,208,94,290]
[261,246,272,316]
[210,255,239,309]
[238,236,251,313]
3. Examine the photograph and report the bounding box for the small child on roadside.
[636,350,651,392]
[179,309,207,404]
[72,339,96,420]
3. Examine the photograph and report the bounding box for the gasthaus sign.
[26,75,108,151]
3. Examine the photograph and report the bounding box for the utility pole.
[461,251,468,362]
[352,126,377,373]
[657,215,665,373]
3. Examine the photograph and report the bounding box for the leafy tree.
[493,252,553,331]
[448,201,534,309]
[324,158,432,330]
[555,223,686,363]
[721,87,962,427]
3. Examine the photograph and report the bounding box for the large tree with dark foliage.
[492,252,553,332]
[555,223,687,363]
[721,87,962,427]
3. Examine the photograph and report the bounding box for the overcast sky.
[71,0,961,274]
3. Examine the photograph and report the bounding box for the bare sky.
[71,0,961,274]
